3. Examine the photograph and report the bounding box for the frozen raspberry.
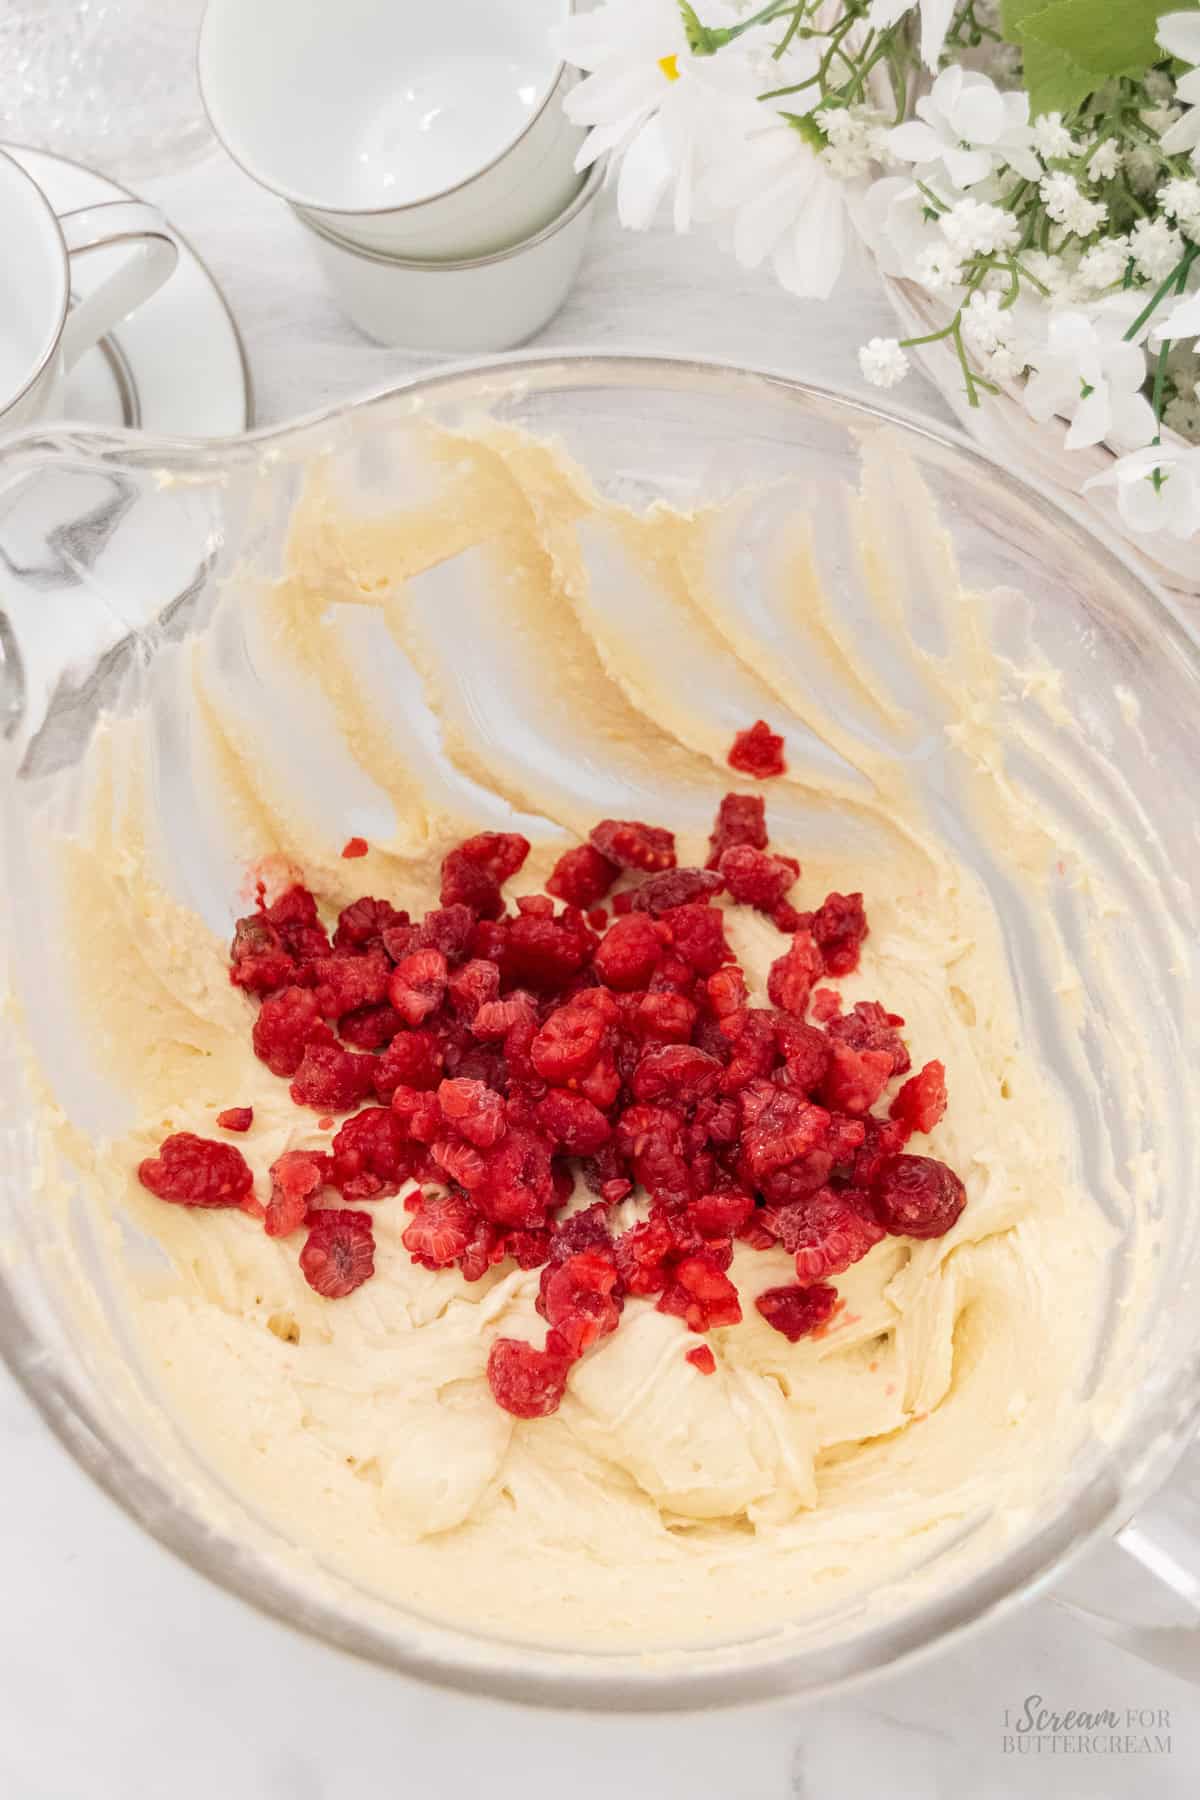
[631,1043,723,1103]
[771,902,804,934]
[487,1334,574,1418]
[613,1215,675,1295]
[341,837,368,859]
[405,905,476,964]
[685,1344,717,1375]
[216,1107,253,1132]
[810,987,842,1023]
[728,720,786,779]
[546,843,618,907]
[631,991,698,1044]
[437,1077,507,1148]
[688,1095,739,1148]
[138,1133,254,1209]
[458,832,531,884]
[439,833,530,919]
[611,891,633,916]
[332,896,409,953]
[431,1136,488,1191]
[589,819,677,873]
[766,931,823,1017]
[471,992,537,1040]
[229,913,296,996]
[530,997,610,1082]
[819,1042,893,1115]
[827,1000,910,1076]
[587,907,609,931]
[871,1154,966,1239]
[447,958,501,1020]
[372,1030,444,1101]
[706,966,748,1021]
[499,908,597,990]
[809,891,869,977]
[549,1202,614,1262]
[263,885,330,963]
[339,1002,403,1050]
[739,1084,831,1181]
[390,1084,442,1143]
[593,914,666,990]
[851,1115,909,1188]
[313,948,391,1020]
[755,1282,838,1341]
[402,1193,477,1268]
[474,1127,556,1227]
[388,949,449,1025]
[657,1253,742,1332]
[648,952,700,997]
[331,1106,412,1200]
[717,845,799,912]
[299,1208,375,1298]
[290,1043,376,1112]
[537,1249,623,1355]
[535,1089,612,1155]
[890,1060,948,1136]
[661,903,732,977]
[719,1009,776,1093]
[756,1150,834,1205]
[503,1226,553,1269]
[690,1190,756,1236]
[824,1112,868,1170]
[458,1214,506,1282]
[629,868,725,915]
[762,1189,884,1281]
[773,1021,831,1095]
[265,1149,328,1237]
[252,986,334,1077]
[706,792,767,869]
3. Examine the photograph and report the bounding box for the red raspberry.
[138,1133,254,1208]
[390,1084,443,1143]
[592,914,665,990]
[773,1021,831,1095]
[535,1089,612,1154]
[771,902,804,934]
[661,903,732,977]
[761,1189,884,1281]
[530,997,609,1082]
[589,819,677,872]
[810,987,842,1023]
[341,837,368,858]
[339,1002,403,1050]
[766,931,823,1016]
[827,1000,910,1076]
[289,1043,376,1112]
[613,1215,675,1295]
[437,1077,507,1147]
[632,991,698,1043]
[431,1137,488,1191]
[537,1248,623,1356]
[471,992,539,1041]
[332,896,409,953]
[690,1190,756,1235]
[629,868,725,915]
[727,719,786,779]
[456,831,531,884]
[447,958,501,1020]
[388,949,449,1025]
[474,1127,556,1227]
[686,1344,717,1375]
[631,1043,723,1103]
[755,1282,838,1341]
[312,948,391,1020]
[331,1106,412,1200]
[216,1107,253,1132]
[498,908,597,990]
[706,966,748,1021]
[262,885,329,963]
[739,1084,830,1181]
[487,1333,574,1418]
[372,1030,444,1100]
[719,1009,776,1093]
[402,1193,477,1268]
[706,791,767,868]
[229,913,296,996]
[545,843,618,907]
[549,1202,615,1262]
[406,905,477,964]
[657,1253,742,1332]
[871,1154,966,1239]
[299,1208,375,1298]
[252,986,334,1077]
[717,845,799,911]
[810,891,869,977]
[503,1226,553,1269]
[852,1114,909,1188]
[819,1042,893,1115]
[265,1149,328,1237]
[890,1060,948,1135]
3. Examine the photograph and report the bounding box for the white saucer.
[4,143,252,436]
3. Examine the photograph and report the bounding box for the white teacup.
[198,0,584,260]
[0,151,178,433]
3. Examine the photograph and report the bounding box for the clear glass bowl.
[0,356,1198,1708]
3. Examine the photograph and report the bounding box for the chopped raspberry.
[757,1151,834,1205]
[719,1009,776,1093]
[717,845,799,911]
[629,868,725,915]
[827,1000,910,1076]
[810,987,843,1023]
[773,1020,831,1095]
[661,903,732,977]
[810,891,869,977]
[388,949,449,1025]
[761,1189,884,1281]
[600,1178,632,1203]
[503,1226,553,1269]
[437,1077,507,1148]
[252,986,334,1077]
[460,832,531,884]
[431,1136,488,1191]
[852,1114,909,1188]
[535,1089,612,1154]
[138,1133,254,1209]
[589,819,677,873]
[611,891,633,916]
[688,1095,739,1148]
[890,1060,948,1136]
[439,832,530,919]
[631,1043,723,1103]
[498,908,597,990]
[530,997,609,1082]
[825,1112,868,1170]
[766,931,823,1016]
[229,913,296,996]
[458,1214,506,1282]
[648,952,700,996]
[402,1193,477,1268]
[339,1002,403,1050]
[739,1084,831,1181]
[263,885,330,962]
[299,1208,375,1298]
[546,843,619,908]
[341,837,368,859]
[216,1107,253,1132]
[550,1202,615,1262]
[333,896,409,953]
[685,1344,717,1375]
[290,1043,376,1112]
[771,901,804,934]
[471,992,538,1041]
[728,720,786,779]
[632,991,698,1044]
[587,907,609,931]
[390,1084,443,1143]
[690,1189,756,1236]
[657,1253,742,1332]
[372,1029,444,1100]
[612,1215,675,1295]
[706,966,748,1021]
[474,1127,556,1227]
[592,913,666,990]
[706,792,767,868]
[871,1154,966,1239]
[313,948,391,1020]
[405,904,477,964]
[755,1282,838,1341]
[265,1149,328,1237]
[537,1248,623,1355]
[577,1046,620,1109]
[447,958,501,1020]
[487,1333,574,1418]
[331,1106,412,1199]
[819,1042,893,1115]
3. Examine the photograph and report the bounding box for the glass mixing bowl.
[0,355,1198,1708]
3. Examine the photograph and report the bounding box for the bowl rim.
[2,351,1199,1713]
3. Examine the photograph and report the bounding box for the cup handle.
[55,201,179,372]
[1050,1437,1200,1684]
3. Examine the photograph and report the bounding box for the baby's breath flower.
[1130,215,1185,280]
[940,197,1020,257]
[818,107,886,180]
[913,243,965,292]
[1021,248,1074,298]
[1032,113,1080,159]
[1075,236,1132,293]
[1164,394,1200,440]
[1145,68,1175,106]
[1124,143,1159,197]
[1040,172,1107,236]
[858,337,910,388]
[1087,141,1121,182]
[1142,105,1183,137]
[1159,176,1200,238]
[984,343,1024,382]
[960,290,1014,358]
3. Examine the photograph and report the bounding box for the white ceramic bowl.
[199,0,585,260]
[296,158,603,351]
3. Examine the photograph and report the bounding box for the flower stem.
[1123,243,1200,341]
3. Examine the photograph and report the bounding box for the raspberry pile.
[137,792,966,1419]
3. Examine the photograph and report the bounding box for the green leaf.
[1002,0,1094,117]
[1020,0,1174,78]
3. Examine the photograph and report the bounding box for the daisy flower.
[1085,443,1200,538]
[867,0,956,71]
[888,68,1039,190]
[1024,310,1154,451]
[1159,12,1200,155]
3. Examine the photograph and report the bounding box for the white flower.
[1039,172,1107,237]
[1145,68,1175,106]
[888,67,1039,188]
[1142,105,1183,137]
[1085,443,1200,538]
[1087,141,1121,182]
[913,243,965,292]
[856,176,949,278]
[1021,247,1074,299]
[940,196,1020,257]
[859,337,911,388]
[960,290,1013,356]
[818,106,888,180]
[1032,113,1080,159]
[867,0,956,71]
[1024,311,1154,451]
[1074,236,1132,294]
[1164,394,1200,440]
[985,342,1024,381]
[1124,144,1159,196]
[1129,216,1184,280]
[1159,12,1200,155]
[1159,177,1200,239]
[1149,290,1200,343]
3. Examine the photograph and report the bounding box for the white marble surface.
[2,141,1198,1799]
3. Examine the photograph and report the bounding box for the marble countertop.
[3,140,1197,1800]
